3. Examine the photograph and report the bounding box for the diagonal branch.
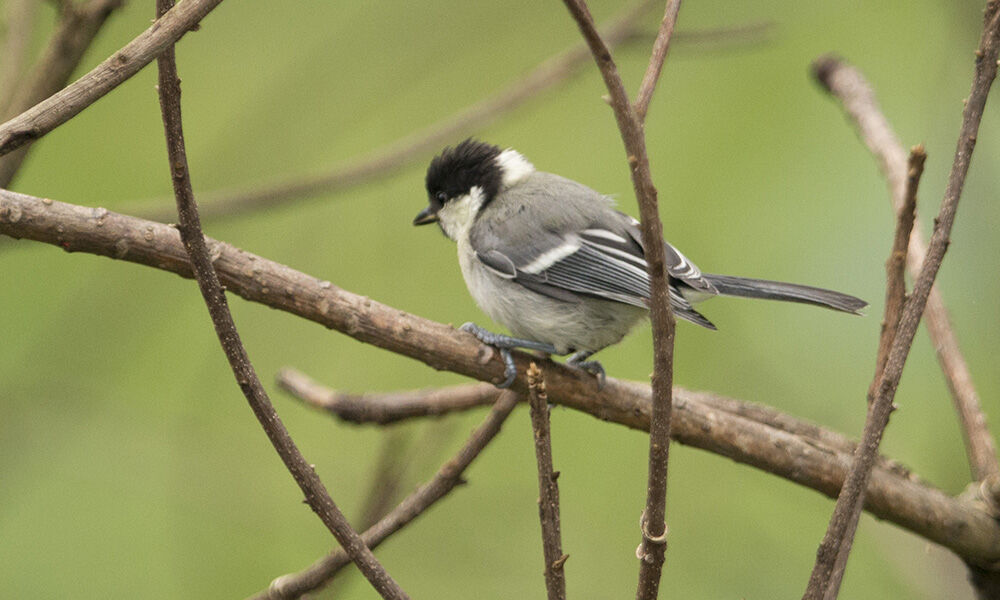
[560,2,679,597]
[2,191,1000,565]
[250,392,520,600]
[632,0,681,122]
[527,364,568,600]
[0,0,226,158]
[804,7,1000,599]
[812,54,1000,487]
[0,0,124,187]
[154,3,406,597]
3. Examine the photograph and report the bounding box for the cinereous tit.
[414,139,866,388]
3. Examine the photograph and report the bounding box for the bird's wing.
[473,216,717,329]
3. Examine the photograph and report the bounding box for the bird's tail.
[701,273,867,315]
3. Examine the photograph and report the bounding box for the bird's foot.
[567,350,606,389]
[459,322,558,389]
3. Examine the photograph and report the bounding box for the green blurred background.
[2,1,998,597]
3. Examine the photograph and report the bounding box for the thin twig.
[154,3,406,597]
[0,0,124,187]
[803,8,1000,599]
[0,0,225,158]
[527,363,568,600]
[559,2,678,597]
[868,147,926,401]
[277,367,500,424]
[633,0,681,122]
[813,54,1000,486]
[0,0,39,116]
[127,0,657,224]
[251,392,520,600]
[3,192,1000,564]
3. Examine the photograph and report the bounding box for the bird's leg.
[566,350,606,388]
[460,322,559,388]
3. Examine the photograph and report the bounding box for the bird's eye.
[435,191,448,204]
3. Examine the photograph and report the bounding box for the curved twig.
[560,2,680,596]
[154,5,406,597]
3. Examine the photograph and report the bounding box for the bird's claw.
[567,352,606,389]
[460,322,518,388]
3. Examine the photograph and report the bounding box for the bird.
[413,139,866,388]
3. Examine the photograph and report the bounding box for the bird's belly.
[458,243,646,355]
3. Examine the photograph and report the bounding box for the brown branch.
[154,5,406,597]
[125,0,656,225]
[527,364,567,600]
[0,0,123,187]
[278,369,921,484]
[560,2,677,597]
[277,367,499,424]
[2,192,1000,565]
[0,0,225,158]
[0,0,39,116]
[869,147,925,400]
[813,54,1000,486]
[633,0,681,122]
[804,8,1000,599]
[251,392,520,600]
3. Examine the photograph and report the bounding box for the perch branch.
[813,54,1000,486]
[2,191,999,565]
[804,8,1000,599]
[560,1,679,596]
[0,0,124,187]
[277,369,919,483]
[154,6,406,597]
[277,367,500,424]
[251,393,520,600]
[527,364,567,600]
[633,0,681,121]
[0,0,226,158]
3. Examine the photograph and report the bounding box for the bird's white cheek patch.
[437,186,484,241]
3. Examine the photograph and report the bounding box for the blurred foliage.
[1,1,998,598]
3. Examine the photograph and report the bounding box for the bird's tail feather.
[702,273,867,315]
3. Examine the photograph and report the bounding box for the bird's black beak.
[412,205,438,226]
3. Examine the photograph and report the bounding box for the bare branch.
[527,364,567,600]
[804,8,1000,599]
[251,393,520,600]
[128,0,657,224]
[633,0,681,122]
[0,0,226,158]
[278,369,921,485]
[2,192,999,565]
[813,54,1000,486]
[0,0,124,187]
[869,147,926,400]
[559,2,676,596]
[154,5,405,597]
[0,0,39,116]
[277,367,499,424]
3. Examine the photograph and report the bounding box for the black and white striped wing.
[475,224,718,329]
